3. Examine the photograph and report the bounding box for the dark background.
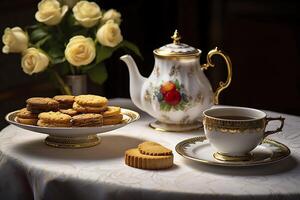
[0,0,300,129]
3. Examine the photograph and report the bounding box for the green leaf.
[80,62,97,73]
[30,28,48,42]
[121,40,143,58]
[35,35,51,48]
[179,104,185,111]
[160,102,172,111]
[51,57,66,65]
[175,79,180,89]
[165,104,172,111]
[48,46,64,58]
[47,45,65,65]
[96,44,117,64]
[160,103,166,110]
[87,63,108,84]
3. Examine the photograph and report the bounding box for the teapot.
[120,30,232,131]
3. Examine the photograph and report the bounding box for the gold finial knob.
[171,30,181,44]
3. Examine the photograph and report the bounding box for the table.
[1,98,300,200]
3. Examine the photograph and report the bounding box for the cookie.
[26,97,59,113]
[103,114,123,125]
[71,113,103,127]
[125,148,173,170]
[74,95,108,107]
[73,102,107,113]
[38,111,71,125]
[138,141,172,156]
[59,108,78,116]
[53,95,75,109]
[16,117,38,125]
[16,108,38,125]
[17,108,38,119]
[37,120,71,127]
[102,106,121,117]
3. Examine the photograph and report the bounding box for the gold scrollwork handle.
[201,47,232,104]
[264,116,285,137]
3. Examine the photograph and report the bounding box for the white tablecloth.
[1,98,300,200]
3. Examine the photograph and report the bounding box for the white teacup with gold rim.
[203,107,285,161]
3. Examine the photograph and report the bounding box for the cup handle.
[201,47,232,104]
[264,116,285,137]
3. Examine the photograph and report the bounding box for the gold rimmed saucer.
[175,136,290,167]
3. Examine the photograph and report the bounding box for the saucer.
[175,136,290,167]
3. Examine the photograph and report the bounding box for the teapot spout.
[120,55,146,110]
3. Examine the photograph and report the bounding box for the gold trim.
[203,117,265,133]
[149,120,202,132]
[45,135,101,148]
[213,152,252,161]
[175,136,290,167]
[171,30,181,44]
[153,50,201,59]
[120,108,140,122]
[201,47,232,104]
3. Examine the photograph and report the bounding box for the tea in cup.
[203,107,285,161]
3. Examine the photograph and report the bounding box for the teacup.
[203,106,285,161]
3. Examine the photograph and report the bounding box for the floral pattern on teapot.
[154,79,189,111]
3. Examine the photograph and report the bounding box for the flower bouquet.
[2,0,141,95]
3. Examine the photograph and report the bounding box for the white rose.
[2,27,28,54]
[73,1,102,28]
[96,20,123,47]
[35,0,68,26]
[21,48,49,75]
[101,9,121,25]
[65,35,96,67]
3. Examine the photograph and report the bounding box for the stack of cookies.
[16,97,60,125]
[102,106,123,125]
[16,108,38,125]
[73,95,108,113]
[16,94,123,127]
[125,141,174,170]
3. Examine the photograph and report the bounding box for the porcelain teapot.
[120,30,232,131]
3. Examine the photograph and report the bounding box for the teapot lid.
[153,30,201,58]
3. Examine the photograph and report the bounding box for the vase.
[65,75,87,95]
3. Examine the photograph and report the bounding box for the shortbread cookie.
[26,97,59,113]
[138,141,172,156]
[59,108,78,116]
[125,148,173,170]
[103,114,123,125]
[17,108,38,119]
[53,95,75,109]
[16,108,38,125]
[16,117,38,125]
[102,106,121,117]
[72,113,103,127]
[37,119,71,127]
[73,102,107,113]
[39,111,71,123]
[75,95,108,107]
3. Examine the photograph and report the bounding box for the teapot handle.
[201,47,232,104]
